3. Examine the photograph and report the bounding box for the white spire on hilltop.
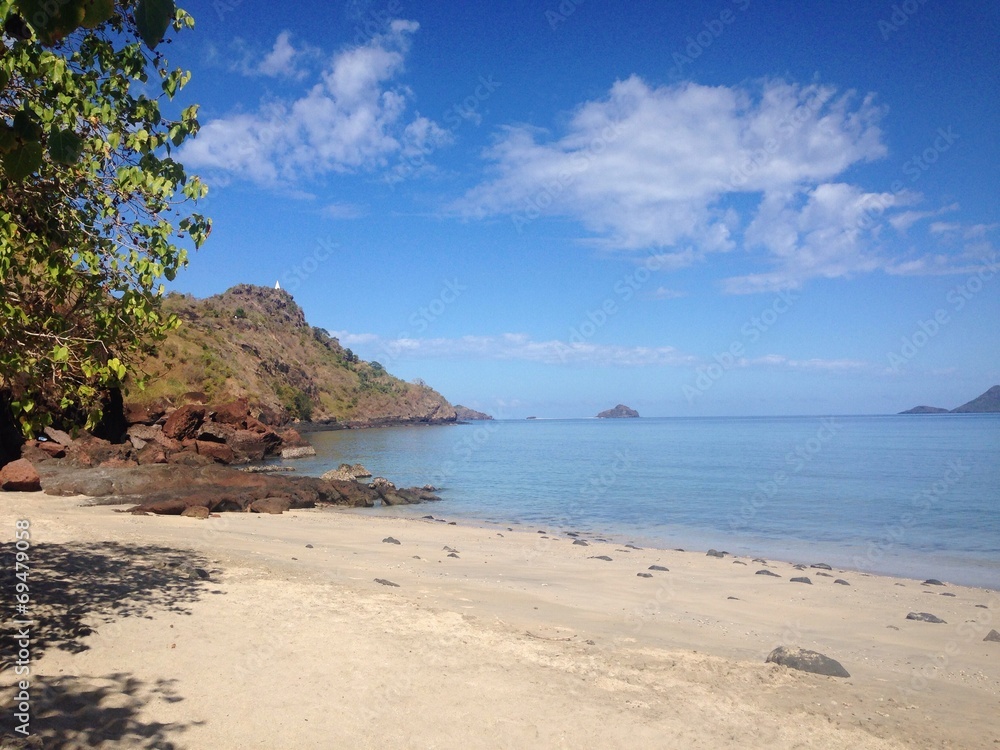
[275,280,281,290]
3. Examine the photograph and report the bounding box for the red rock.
[65,437,132,468]
[42,426,74,446]
[28,440,66,458]
[136,443,168,465]
[279,428,309,448]
[162,405,206,440]
[195,440,235,464]
[124,402,167,426]
[0,459,41,492]
[228,428,281,462]
[209,399,250,428]
[181,505,210,519]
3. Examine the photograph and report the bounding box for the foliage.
[0,0,210,435]
[233,307,246,319]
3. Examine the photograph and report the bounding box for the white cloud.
[650,287,687,300]
[455,77,887,273]
[182,21,449,187]
[331,331,697,367]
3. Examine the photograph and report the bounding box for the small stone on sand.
[573,540,589,546]
[589,555,613,562]
[637,572,653,578]
[448,553,460,558]
[648,565,668,571]
[706,549,725,558]
[756,570,781,577]
[790,577,812,585]
[922,579,945,586]
[906,612,946,624]
[305,544,313,548]
[374,578,399,587]
[940,592,956,597]
[834,579,850,586]
[766,646,850,678]
[984,629,1000,643]
[810,563,832,570]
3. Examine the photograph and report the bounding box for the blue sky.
[167,0,999,418]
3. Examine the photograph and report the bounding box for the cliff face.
[128,285,457,425]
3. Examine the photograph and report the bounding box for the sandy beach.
[1,492,998,749]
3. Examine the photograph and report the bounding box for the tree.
[0,0,210,437]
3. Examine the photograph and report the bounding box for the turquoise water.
[287,415,1000,589]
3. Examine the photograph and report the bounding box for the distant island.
[900,385,1000,414]
[454,405,493,421]
[597,404,639,419]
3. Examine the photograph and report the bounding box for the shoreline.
[2,492,998,748]
[334,502,1000,592]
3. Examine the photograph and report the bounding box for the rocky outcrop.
[900,385,1000,414]
[454,405,494,421]
[34,460,439,515]
[596,404,639,419]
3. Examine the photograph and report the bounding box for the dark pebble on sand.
[727,596,740,600]
[674,548,685,552]
[756,570,781,577]
[940,592,956,597]
[589,555,613,561]
[649,565,669,571]
[907,612,946,623]
[834,579,850,586]
[984,629,1000,643]
[449,522,457,525]
[976,604,989,609]
[412,556,421,559]
[537,530,546,534]
[793,564,807,570]
[815,572,832,577]
[790,577,812,585]
[566,532,579,537]
[305,544,313,548]
[637,572,653,578]
[423,515,434,519]
[382,537,401,545]
[752,558,767,564]
[573,539,589,546]
[923,579,945,586]
[375,578,400,587]
[810,563,832,570]
[443,546,458,553]
[732,560,747,566]
[447,553,460,558]
[706,549,725,558]
[625,543,641,550]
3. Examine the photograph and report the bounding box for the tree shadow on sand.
[0,541,216,748]
[1,672,203,749]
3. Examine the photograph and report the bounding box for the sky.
[164,0,999,418]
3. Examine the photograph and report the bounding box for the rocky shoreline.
[0,397,442,515]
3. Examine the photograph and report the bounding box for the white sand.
[1,492,998,749]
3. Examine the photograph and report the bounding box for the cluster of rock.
[596,404,639,419]
[1,398,441,515]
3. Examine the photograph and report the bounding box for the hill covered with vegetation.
[128,285,457,426]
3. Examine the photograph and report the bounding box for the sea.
[285,415,1000,590]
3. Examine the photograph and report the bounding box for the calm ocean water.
[287,415,1000,589]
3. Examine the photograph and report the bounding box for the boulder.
[181,505,210,519]
[322,479,380,507]
[197,422,236,444]
[123,402,166,426]
[321,467,357,481]
[25,440,66,459]
[195,440,235,464]
[279,428,310,449]
[766,646,850,678]
[162,405,206,441]
[228,428,281,462]
[349,463,372,478]
[136,442,169,466]
[370,477,396,491]
[985,629,1000,643]
[42,426,74,446]
[209,399,250,428]
[0,459,41,492]
[250,496,292,514]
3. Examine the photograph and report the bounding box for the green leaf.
[2,141,44,181]
[12,110,43,142]
[48,128,84,165]
[81,0,116,28]
[135,0,175,49]
[0,126,18,154]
